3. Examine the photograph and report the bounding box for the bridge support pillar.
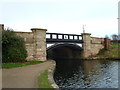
[82,33,91,58]
[31,28,47,61]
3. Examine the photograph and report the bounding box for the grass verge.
[38,70,52,88]
[96,44,120,58]
[2,61,44,69]
[111,44,120,47]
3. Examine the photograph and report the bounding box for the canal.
[54,59,119,89]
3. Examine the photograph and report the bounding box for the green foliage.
[111,44,120,47]
[97,48,108,55]
[97,45,120,58]
[2,29,27,63]
[38,70,52,88]
[2,61,44,68]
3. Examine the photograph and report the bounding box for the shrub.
[97,48,108,55]
[2,29,27,63]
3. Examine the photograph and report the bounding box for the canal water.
[54,59,119,89]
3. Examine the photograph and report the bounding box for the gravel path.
[2,61,53,88]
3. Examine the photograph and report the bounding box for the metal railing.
[46,33,83,43]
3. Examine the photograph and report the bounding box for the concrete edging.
[48,60,59,88]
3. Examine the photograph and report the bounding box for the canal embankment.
[47,60,59,88]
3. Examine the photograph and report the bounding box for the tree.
[2,29,27,63]
[111,34,118,40]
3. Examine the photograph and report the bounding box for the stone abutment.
[82,33,110,58]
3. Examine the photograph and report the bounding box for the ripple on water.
[54,59,119,88]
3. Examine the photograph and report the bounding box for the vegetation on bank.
[2,61,44,69]
[2,29,27,63]
[111,44,120,47]
[96,44,120,58]
[38,70,52,88]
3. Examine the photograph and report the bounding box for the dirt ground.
[2,61,53,88]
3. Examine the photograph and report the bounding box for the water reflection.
[54,59,118,88]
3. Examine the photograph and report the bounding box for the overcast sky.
[0,0,119,37]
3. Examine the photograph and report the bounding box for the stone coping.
[14,31,32,33]
[91,37,104,39]
[31,28,47,31]
[81,33,91,35]
[48,60,59,88]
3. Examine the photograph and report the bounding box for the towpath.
[2,61,53,88]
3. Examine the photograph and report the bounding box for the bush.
[2,29,27,63]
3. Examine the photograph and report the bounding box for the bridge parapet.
[46,33,83,43]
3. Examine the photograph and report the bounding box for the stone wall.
[90,37,104,56]
[14,28,47,61]
[0,24,4,30]
[82,33,91,58]
[15,32,34,61]
[82,33,106,58]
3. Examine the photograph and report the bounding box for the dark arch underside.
[47,43,83,60]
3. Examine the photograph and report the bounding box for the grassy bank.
[111,44,120,47]
[38,70,52,88]
[2,61,44,69]
[96,44,120,58]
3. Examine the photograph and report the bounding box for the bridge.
[46,33,83,60]
[16,28,109,61]
[0,24,110,61]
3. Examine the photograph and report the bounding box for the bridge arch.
[47,43,83,60]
